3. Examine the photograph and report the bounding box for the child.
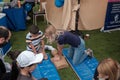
[10,50,43,80]
[26,25,48,59]
[7,50,48,80]
[96,58,120,80]
[45,25,93,65]
[0,26,11,47]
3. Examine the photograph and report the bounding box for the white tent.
[46,0,108,30]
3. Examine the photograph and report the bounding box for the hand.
[44,54,48,60]
[42,51,48,60]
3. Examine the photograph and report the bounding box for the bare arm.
[41,40,45,54]
[29,43,37,54]
[57,43,64,56]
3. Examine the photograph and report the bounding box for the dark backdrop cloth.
[3,7,26,31]
[0,13,7,27]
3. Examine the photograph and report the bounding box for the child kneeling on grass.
[45,25,93,65]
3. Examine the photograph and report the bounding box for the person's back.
[45,25,93,65]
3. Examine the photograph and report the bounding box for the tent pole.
[74,0,84,38]
[75,0,80,31]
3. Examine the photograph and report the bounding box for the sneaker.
[85,48,94,57]
[26,16,31,20]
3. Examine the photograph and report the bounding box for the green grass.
[3,2,120,79]
[5,17,120,80]
[83,30,120,62]
[5,18,79,80]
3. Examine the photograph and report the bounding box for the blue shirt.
[57,31,81,47]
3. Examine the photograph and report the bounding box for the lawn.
[4,17,120,80]
[3,2,120,80]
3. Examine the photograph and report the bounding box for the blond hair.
[97,58,120,80]
[45,25,57,44]
[45,25,56,36]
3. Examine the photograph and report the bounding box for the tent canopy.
[46,0,108,30]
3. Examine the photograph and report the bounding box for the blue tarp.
[3,7,26,31]
[63,48,98,80]
[0,13,7,27]
[32,54,61,80]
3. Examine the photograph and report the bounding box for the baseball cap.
[16,50,43,67]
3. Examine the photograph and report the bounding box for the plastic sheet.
[32,54,61,80]
[0,13,7,27]
[3,7,26,31]
[63,48,98,80]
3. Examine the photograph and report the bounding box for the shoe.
[26,16,31,20]
[85,48,94,57]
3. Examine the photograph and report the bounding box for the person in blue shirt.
[45,25,92,65]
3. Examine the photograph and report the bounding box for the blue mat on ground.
[32,54,61,80]
[3,7,26,31]
[0,13,7,27]
[62,48,98,80]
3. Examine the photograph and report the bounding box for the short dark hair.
[29,25,39,34]
[7,50,21,60]
[0,28,9,39]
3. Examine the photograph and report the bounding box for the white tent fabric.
[46,0,108,30]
